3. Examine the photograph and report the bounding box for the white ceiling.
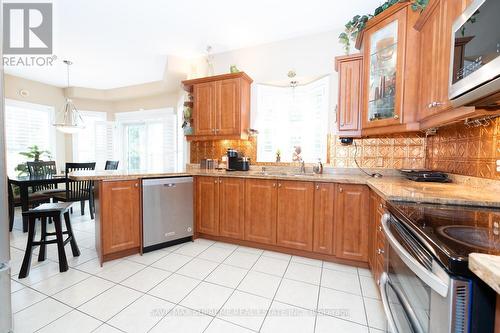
[5,0,381,89]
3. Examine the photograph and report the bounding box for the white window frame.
[253,76,330,163]
[5,99,56,175]
[115,108,179,171]
[72,110,107,163]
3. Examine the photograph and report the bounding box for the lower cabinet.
[276,181,314,251]
[219,177,245,240]
[194,176,370,266]
[313,183,336,255]
[244,179,277,245]
[195,176,219,236]
[98,180,141,262]
[335,184,370,262]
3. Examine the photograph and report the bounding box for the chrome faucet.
[300,159,306,174]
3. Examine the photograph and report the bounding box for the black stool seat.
[19,203,80,279]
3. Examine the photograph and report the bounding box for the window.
[5,99,56,176]
[254,76,330,162]
[115,109,179,172]
[72,111,107,165]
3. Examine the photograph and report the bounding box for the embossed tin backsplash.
[189,133,426,170]
[426,117,500,180]
[190,118,500,180]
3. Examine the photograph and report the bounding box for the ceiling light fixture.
[53,60,85,134]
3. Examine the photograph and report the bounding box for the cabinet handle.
[134,183,139,188]
[377,248,385,255]
[219,180,222,184]
[428,101,444,108]
[278,183,282,188]
[393,115,399,120]
[316,185,319,190]
[214,179,218,184]
[273,183,276,187]
[340,123,345,127]
[339,187,343,193]
[378,225,382,232]
[379,203,383,209]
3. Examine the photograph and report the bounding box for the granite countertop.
[469,253,500,294]
[69,168,500,208]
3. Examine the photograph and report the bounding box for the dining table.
[9,174,67,232]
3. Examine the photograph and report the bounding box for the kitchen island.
[70,167,500,265]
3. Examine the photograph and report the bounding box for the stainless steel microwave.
[449,0,500,107]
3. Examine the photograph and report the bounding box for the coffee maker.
[226,149,250,171]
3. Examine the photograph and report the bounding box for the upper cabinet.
[414,0,486,129]
[357,3,421,135]
[335,54,363,137]
[182,72,253,141]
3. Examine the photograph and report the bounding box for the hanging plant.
[338,0,429,54]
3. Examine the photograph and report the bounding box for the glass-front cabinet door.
[368,21,398,121]
[363,8,407,128]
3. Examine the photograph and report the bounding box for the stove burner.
[437,226,500,252]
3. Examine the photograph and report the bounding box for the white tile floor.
[8,206,387,333]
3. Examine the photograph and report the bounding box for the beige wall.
[4,74,181,166]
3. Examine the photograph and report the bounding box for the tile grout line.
[146,240,240,333]
[313,260,324,333]
[256,255,293,333]
[199,247,266,333]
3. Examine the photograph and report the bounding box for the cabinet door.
[244,179,277,245]
[101,180,141,255]
[362,8,407,128]
[335,184,369,262]
[219,177,245,239]
[195,176,219,236]
[417,2,443,120]
[336,54,363,136]
[216,78,241,136]
[276,181,314,251]
[193,82,216,135]
[368,191,378,270]
[313,183,335,255]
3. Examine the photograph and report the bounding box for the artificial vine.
[339,0,429,54]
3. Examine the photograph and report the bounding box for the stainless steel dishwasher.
[142,177,193,252]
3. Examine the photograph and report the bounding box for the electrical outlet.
[497,160,500,173]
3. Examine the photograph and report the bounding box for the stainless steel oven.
[380,213,472,333]
[449,0,500,107]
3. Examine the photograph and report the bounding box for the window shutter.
[94,121,117,169]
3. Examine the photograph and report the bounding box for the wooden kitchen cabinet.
[415,0,481,129]
[356,3,421,135]
[276,181,314,251]
[369,190,386,284]
[219,177,245,240]
[192,81,217,136]
[195,176,220,236]
[313,183,335,255]
[244,179,277,245]
[335,184,370,262]
[335,54,363,138]
[96,180,141,264]
[182,72,252,141]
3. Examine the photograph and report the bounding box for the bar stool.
[19,202,80,279]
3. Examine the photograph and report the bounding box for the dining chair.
[7,179,50,232]
[52,162,96,219]
[104,160,119,170]
[27,161,65,196]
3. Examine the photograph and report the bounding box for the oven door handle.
[382,214,449,297]
[380,272,426,333]
[379,272,399,333]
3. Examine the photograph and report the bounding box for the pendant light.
[53,60,85,134]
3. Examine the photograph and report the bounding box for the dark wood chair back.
[104,160,119,170]
[65,162,96,202]
[27,161,58,192]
